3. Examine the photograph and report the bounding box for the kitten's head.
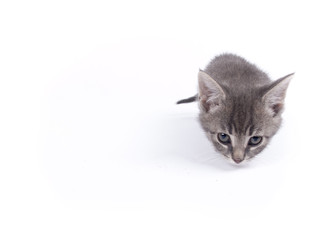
[198,70,293,164]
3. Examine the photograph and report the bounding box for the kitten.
[177,54,293,164]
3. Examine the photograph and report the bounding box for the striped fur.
[182,53,293,164]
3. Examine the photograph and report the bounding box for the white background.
[1,0,320,239]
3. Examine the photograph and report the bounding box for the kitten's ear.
[262,73,294,117]
[198,70,225,112]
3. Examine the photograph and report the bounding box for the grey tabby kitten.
[177,54,293,164]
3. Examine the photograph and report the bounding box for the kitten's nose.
[232,149,245,164]
[232,157,244,164]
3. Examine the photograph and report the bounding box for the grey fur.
[178,53,293,164]
[177,95,198,104]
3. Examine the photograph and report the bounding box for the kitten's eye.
[217,133,231,144]
[248,136,263,146]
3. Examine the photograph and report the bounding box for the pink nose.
[233,157,244,164]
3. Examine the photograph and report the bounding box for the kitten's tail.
[176,94,198,104]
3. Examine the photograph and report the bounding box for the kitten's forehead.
[223,123,262,136]
[223,97,262,136]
